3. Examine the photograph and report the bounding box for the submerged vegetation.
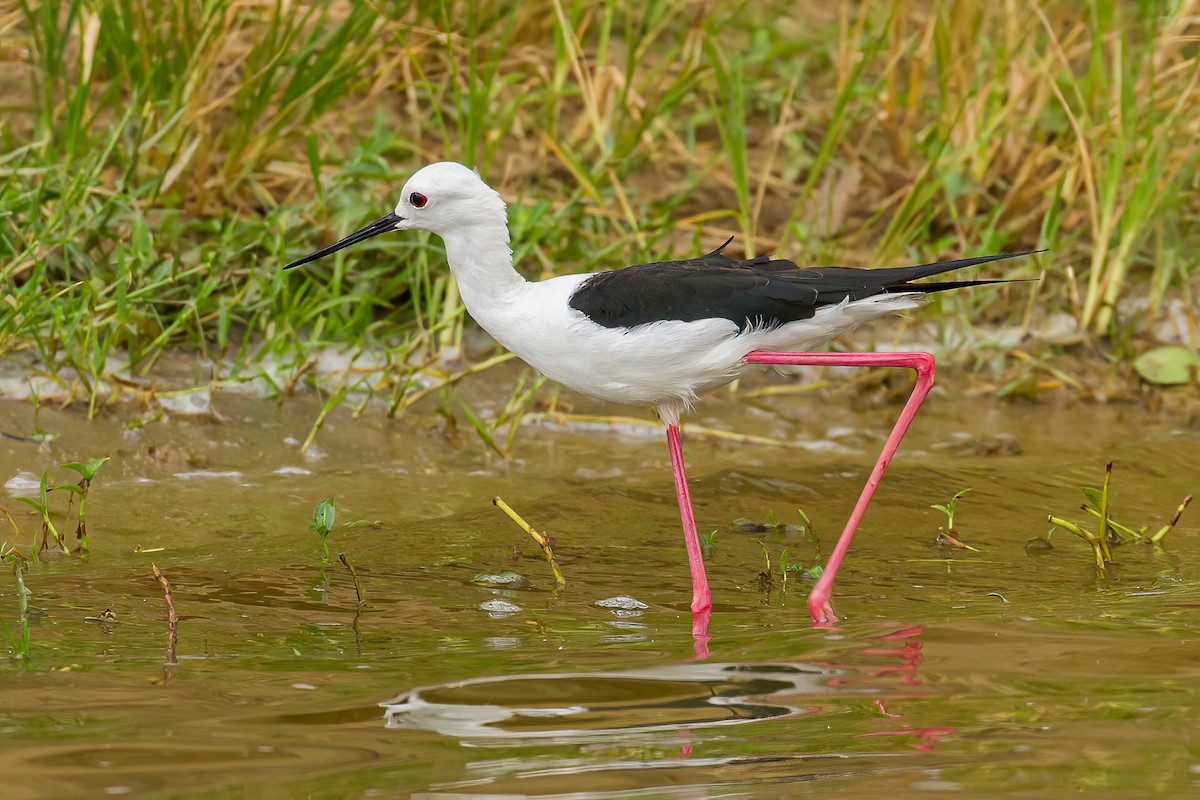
[2,0,1198,417]
[3,456,110,558]
[1,453,108,660]
[1046,462,1192,570]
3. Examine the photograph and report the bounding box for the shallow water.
[1,368,1198,798]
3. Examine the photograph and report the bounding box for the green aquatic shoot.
[931,488,973,531]
[755,539,773,590]
[0,544,31,660]
[796,508,815,538]
[1048,462,1193,571]
[10,458,111,557]
[309,498,336,565]
[1046,514,1108,571]
[1151,496,1193,543]
[757,540,823,596]
[14,471,63,557]
[59,457,110,553]
[1098,461,1114,562]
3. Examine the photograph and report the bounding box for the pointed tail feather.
[872,249,1047,282]
[889,277,1039,295]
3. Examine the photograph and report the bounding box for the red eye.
[409,192,428,208]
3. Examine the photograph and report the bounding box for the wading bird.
[285,162,1037,635]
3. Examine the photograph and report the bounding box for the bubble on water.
[472,571,530,588]
[595,596,648,611]
[480,600,521,616]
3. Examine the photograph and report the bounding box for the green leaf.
[60,457,111,480]
[1082,487,1103,509]
[1133,346,1200,385]
[309,498,336,536]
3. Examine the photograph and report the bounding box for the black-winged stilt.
[285,162,1037,634]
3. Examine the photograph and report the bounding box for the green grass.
[2,0,1197,415]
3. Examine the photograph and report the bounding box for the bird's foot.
[807,590,838,628]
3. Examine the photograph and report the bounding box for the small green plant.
[756,541,823,594]
[932,489,973,532]
[742,509,825,597]
[1047,462,1192,570]
[58,457,111,553]
[931,488,980,551]
[755,539,774,589]
[13,472,63,557]
[0,543,31,660]
[733,508,815,536]
[10,458,111,557]
[309,498,336,565]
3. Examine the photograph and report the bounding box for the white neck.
[440,219,526,314]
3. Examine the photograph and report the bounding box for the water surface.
[0,369,1197,797]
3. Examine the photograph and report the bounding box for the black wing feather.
[569,244,1043,331]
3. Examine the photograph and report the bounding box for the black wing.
[568,239,1041,331]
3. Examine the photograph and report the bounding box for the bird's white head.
[283,161,507,271]
[394,162,505,236]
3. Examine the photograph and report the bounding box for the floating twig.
[492,496,565,585]
[936,530,981,552]
[151,562,178,665]
[339,553,366,605]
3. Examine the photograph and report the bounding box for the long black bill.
[283,212,404,270]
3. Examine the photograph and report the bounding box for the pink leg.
[666,424,713,644]
[744,351,936,626]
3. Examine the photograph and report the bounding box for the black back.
[568,240,1040,331]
